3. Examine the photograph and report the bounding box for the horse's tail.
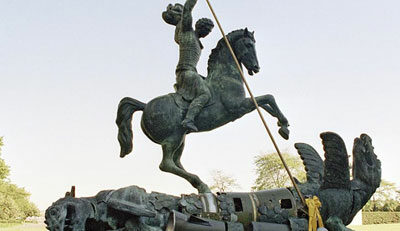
[116,97,146,158]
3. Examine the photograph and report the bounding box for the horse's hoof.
[277,120,289,128]
[278,127,290,140]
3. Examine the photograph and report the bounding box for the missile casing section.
[251,221,291,231]
[166,188,300,231]
[166,210,244,231]
[219,188,297,227]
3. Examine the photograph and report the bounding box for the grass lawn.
[348,223,400,231]
[0,223,46,231]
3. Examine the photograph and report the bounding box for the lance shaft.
[204,0,306,207]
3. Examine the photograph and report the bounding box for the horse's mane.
[207,29,255,77]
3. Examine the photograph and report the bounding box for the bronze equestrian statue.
[116,0,290,193]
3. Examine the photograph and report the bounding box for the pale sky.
[1,0,399,210]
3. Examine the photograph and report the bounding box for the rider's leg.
[182,90,211,132]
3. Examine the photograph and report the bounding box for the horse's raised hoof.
[278,127,290,140]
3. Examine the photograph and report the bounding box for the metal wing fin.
[320,132,351,190]
[294,143,323,186]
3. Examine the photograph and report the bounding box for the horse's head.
[234,28,260,76]
[45,197,90,231]
[45,203,67,231]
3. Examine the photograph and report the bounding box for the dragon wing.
[320,132,351,190]
[294,143,323,186]
[352,133,381,189]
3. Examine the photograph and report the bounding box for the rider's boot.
[182,109,200,132]
[182,118,198,132]
[182,96,207,132]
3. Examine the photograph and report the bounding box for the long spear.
[204,0,306,207]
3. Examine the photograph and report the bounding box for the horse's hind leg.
[159,136,210,193]
[173,141,185,170]
[158,136,183,174]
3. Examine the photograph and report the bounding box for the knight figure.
[162,0,214,132]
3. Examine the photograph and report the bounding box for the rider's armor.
[176,30,201,72]
[175,29,209,103]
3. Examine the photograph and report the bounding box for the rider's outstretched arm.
[182,0,197,31]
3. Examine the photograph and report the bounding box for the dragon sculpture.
[45,132,381,231]
[294,132,381,231]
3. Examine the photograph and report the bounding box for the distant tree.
[0,137,10,180]
[0,137,40,221]
[209,170,240,193]
[252,152,306,191]
[363,180,400,212]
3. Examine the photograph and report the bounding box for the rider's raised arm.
[182,0,197,31]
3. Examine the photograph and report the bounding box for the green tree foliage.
[252,152,306,191]
[0,137,10,180]
[363,180,400,212]
[0,137,40,221]
[362,212,400,224]
[209,170,240,192]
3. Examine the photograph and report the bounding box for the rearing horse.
[116,28,289,193]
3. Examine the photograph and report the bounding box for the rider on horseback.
[162,0,214,132]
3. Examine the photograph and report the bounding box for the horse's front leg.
[238,94,289,139]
